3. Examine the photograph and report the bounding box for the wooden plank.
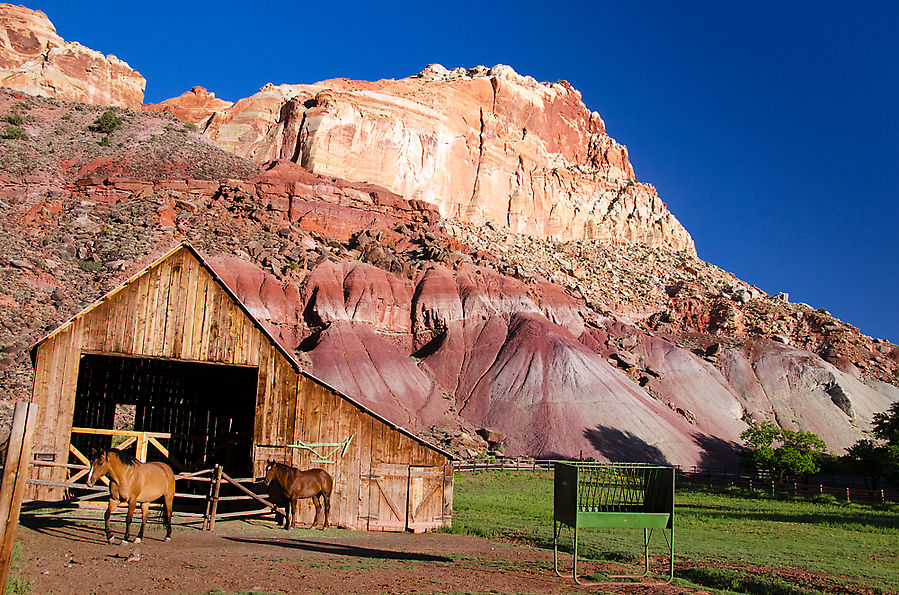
[333,397,354,530]
[141,264,163,355]
[207,286,227,362]
[0,403,37,586]
[178,256,199,360]
[132,265,153,354]
[290,376,308,467]
[252,344,271,446]
[161,252,185,357]
[188,266,210,361]
[35,334,68,498]
[198,270,219,361]
[282,364,298,457]
[164,248,188,358]
[54,321,84,492]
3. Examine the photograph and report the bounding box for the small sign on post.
[0,402,38,589]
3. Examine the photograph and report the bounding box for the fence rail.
[20,460,285,529]
[453,458,899,505]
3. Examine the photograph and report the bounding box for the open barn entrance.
[71,353,258,476]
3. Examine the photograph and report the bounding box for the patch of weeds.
[77,260,104,271]
[61,113,72,121]
[5,111,24,126]
[99,135,110,146]
[184,122,197,132]
[1,125,27,140]
[5,542,33,595]
[679,567,818,595]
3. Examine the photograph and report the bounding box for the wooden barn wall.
[29,246,452,530]
[253,373,448,530]
[29,248,268,497]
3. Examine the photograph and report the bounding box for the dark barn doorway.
[71,354,258,476]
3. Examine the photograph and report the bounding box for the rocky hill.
[147,64,694,253]
[1,4,896,466]
[0,4,144,108]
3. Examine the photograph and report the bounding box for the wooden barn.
[27,242,453,532]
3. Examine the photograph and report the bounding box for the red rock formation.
[144,86,232,125]
[0,4,145,108]
[170,65,694,252]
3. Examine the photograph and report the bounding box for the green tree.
[843,439,886,488]
[845,403,899,485]
[740,421,828,482]
[873,402,899,444]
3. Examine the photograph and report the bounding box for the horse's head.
[86,449,109,487]
[264,459,277,486]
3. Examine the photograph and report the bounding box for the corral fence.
[453,458,899,505]
[21,428,288,530]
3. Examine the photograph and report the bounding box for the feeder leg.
[666,527,675,584]
[553,520,562,577]
[643,528,650,577]
[572,525,581,584]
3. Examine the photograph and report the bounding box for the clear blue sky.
[27,0,899,342]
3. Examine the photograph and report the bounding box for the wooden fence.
[23,461,287,530]
[453,458,899,505]
[21,428,288,530]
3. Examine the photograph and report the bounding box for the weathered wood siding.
[29,244,453,531]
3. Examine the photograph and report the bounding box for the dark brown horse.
[87,448,176,543]
[264,460,333,529]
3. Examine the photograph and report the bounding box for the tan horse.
[264,460,333,529]
[87,448,176,543]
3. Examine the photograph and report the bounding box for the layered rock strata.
[164,64,694,252]
[0,4,145,108]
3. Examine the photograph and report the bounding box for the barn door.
[407,466,447,532]
[360,463,408,531]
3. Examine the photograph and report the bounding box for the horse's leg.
[291,497,301,529]
[311,494,322,528]
[104,498,118,543]
[322,491,330,529]
[123,498,137,543]
[135,502,149,543]
[164,491,174,542]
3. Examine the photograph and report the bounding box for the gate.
[360,464,452,532]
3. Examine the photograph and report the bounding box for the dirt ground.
[13,510,693,595]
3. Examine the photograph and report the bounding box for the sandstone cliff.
[0,4,144,108]
[163,64,694,253]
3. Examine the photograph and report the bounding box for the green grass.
[5,542,33,595]
[450,470,899,593]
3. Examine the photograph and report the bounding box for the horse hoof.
[164,536,171,542]
[133,538,141,544]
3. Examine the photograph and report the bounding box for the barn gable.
[28,242,453,531]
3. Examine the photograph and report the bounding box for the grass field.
[448,470,899,594]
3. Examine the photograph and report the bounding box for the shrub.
[1,125,27,140]
[5,111,24,126]
[183,122,197,132]
[94,109,122,134]
[99,135,110,146]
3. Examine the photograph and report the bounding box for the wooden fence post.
[0,402,38,590]
[208,465,223,532]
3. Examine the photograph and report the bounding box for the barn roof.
[30,241,454,460]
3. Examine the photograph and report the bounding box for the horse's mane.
[108,448,139,466]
